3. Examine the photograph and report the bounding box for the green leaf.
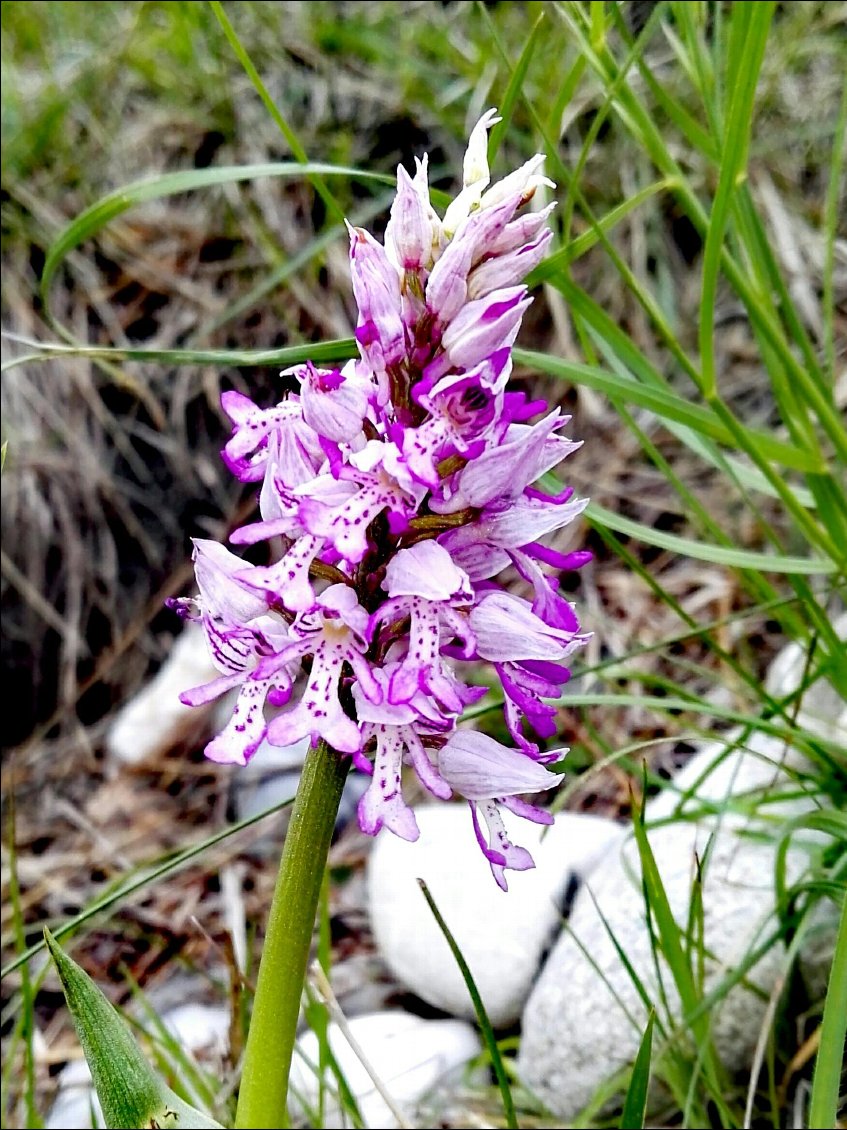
[44,929,224,1129]
[619,1010,655,1129]
[528,179,674,282]
[628,801,732,1123]
[487,12,545,165]
[209,0,346,224]
[0,336,358,374]
[808,889,847,1130]
[699,2,775,397]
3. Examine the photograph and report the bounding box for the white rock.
[367,805,624,1027]
[518,804,816,1116]
[45,1003,229,1130]
[289,1011,481,1129]
[764,609,846,743]
[107,626,217,766]
[517,619,845,1119]
[518,732,832,1119]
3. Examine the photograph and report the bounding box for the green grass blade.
[0,336,358,374]
[208,0,345,224]
[418,880,518,1130]
[542,693,840,760]
[807,889,847,1130]
[823,75,847,381]
[192,191,393,341]
[619,1011,655,1129]
[5,790,38,1128]
[585,501,836,574]
[39,162,399,320]
[529,178,674,281]
[487,10,546,165]
[516,347,823,473]
[629,796,732,1124]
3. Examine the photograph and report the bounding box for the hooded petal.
[383,541,472,602]
[296,360,373,443]
[438,730,560,800]
[192,539,268,625]
[385,158,435,273]
[470,591,578,661]
[348,225,406,374]
[440,286,531,371]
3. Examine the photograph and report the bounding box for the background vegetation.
[2,2,845,1127]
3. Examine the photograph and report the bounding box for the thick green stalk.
[235,740,350,1129]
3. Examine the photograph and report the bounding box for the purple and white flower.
[174,109,591,887]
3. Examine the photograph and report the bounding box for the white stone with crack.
[367,805,625,1027]
[516,615,844,1120]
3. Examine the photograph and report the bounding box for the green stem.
[235,740,350,1129]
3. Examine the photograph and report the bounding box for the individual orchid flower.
[441,108,501,237]
[253,585,380,755]
[395,349,511,487]
[348,224,406,388]
[438,730,561,889]
[220,389,323,483]
[298,440,423,563]
[368,542,475,710]
[384,156,438,275]
[168,540,297,766]
[289,358,374,444]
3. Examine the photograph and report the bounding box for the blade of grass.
[417,880,518,1130]
[208,0,345,222]
[629,792,733,1126]
[529,178,675,281]
[39,162,450,331]
[823,75,847,382]
[309,964,407,1129]
[486,10,546,165]
[619,1011,655,1129]
[552,2,847,463]
[699,2,775,399]
[807,889,847,1130]
[5,792,38,1129]
[585,501,837,574]
[192,190,393,341]
[515,347,822,474]
[0,334,358,374]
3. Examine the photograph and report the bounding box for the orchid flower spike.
[174,108,590,887]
